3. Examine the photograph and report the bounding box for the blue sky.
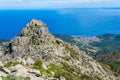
[0,0,120,9]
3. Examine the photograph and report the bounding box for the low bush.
[5,62,18,68]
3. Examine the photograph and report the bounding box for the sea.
[0,8,120,40]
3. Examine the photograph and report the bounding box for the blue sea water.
[0,9,120,40]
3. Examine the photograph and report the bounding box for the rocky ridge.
[0,19,119,80]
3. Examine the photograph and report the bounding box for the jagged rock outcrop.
[0,19,119,80]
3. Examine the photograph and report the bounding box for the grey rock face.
[0,19,119,80]
[0,61,9,77]
[57,76,66,80]
[0,64,43,80]
[0,77,2,80]
[9,64,41,78]
[0,61,4,68]
[0,71,7,77]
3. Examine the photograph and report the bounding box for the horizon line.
[1,7,120,10]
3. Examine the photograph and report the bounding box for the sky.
[0,0,120,9]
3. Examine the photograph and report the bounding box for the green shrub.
[48,63,80,80]
[34,59,42,66]
[54,69,74,80]
[56,40,61,45]
[79,74,93,80]
[33,59,50,74]
[48,64,60,72]
[5,62,18,68]
[63,55,71,61]
[62,62,71,71]
[64,43,79,59]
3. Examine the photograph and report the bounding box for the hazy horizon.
[0,0,120,9]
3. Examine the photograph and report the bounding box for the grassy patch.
[34,59,42,66]
[54,69,75,80]
[33,62,99,80]
[79,74,93,80]
[63,55,71,61]
[33,59,51,76]
[48,63,81,80]
[5,62,18,68]
[48,64,61,72]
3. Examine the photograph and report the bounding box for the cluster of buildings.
[74,36,100,43]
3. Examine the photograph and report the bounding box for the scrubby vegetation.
[1,75,30,80]
[96,51,120,74]
[5,61,18,68]
[48,63,80,80]
[91,34,120,56]
[33,60,99,80]
[55,34,120,75]
[33,59,52,76]
[33,59,80,80]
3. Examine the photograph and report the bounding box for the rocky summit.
[0,19,119,80]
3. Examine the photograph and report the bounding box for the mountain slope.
[55,34,120,77]
[0,19,119,80]
[91,34,120,55]
[96,51,120,73]
[55,34,120,56]
[54,34,100,57]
